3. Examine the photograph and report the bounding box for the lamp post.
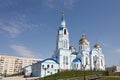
[43,65,49,80]
[82,63,87,80]
[54,69,57,80]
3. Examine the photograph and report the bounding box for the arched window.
[64,29,66,35]
[64,40,67,48]
[93,55,98,63]
[47,64,49,68]
[51,65,53,68]
[63,56,65,64]
[86,57,88,65]
[66,56,68,65]
[42,65,44,68]
[77,64,78,68]
[74,64,76,68]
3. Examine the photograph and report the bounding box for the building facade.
[106,66,120,72]
[0,55,40,75]
[53,12,105,71]
[32,58,59,77]
[32,12,105,77]
[23,65,32,77]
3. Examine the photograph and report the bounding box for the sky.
[0,0,120,67]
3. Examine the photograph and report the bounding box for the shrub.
[103,71,109,76]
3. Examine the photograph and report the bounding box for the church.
[31,12,105,77]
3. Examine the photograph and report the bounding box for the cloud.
[42,0,78,9]
[0,14,43,38]
[61,0,78,9]
[115,48,120,53]
[11,44,36,58]
[0,23,21,37]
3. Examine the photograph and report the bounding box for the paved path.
[2,76,39,80]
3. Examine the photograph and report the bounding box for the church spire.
[82,33,86,38]
[60,11,66,27]
[56,11,69,50]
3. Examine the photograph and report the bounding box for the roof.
[72,58,81,62]
[71,52,78,55]
[53,56,58,60]
[79,34,89,45]
[41,58,59,64]
[59,26,64,30]
[24,65,32,69]
[94,43,101,48]
[69,45,75,50]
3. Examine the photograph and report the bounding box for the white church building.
[31,12,105,77]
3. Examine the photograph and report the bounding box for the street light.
[82,63,87,80]
[42,65,49,80]
[54,69,57,80]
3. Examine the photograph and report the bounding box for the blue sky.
[0,0,120,67]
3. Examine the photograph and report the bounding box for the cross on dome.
[60,11,66,27]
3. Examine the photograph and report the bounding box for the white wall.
[32,59,59,77]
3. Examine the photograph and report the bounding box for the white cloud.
[62,0,78,9]
[115,48,120,53]
[11,44,36,58]
[0,23,21,37]
[43,0,78,9]
[0,14,42,38]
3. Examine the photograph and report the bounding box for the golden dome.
[94,43,101,48]
[79,34,89,45]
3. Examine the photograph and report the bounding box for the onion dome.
[94,43,101,48]
[72,58,81,62]
[69,45,75,50]
[79,33,89,45]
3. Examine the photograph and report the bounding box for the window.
[63,56,65,64]
[77,64,78,68]
[47,65,49,68]
[74,64,76,68]
[64,29,66,35]
[64,40,67,48]
[42,65,44,68]
[66,56,68,65]
[86,57,88,65]
[50,72,52,74]
[51,65,53,68]
[47,71,49,73]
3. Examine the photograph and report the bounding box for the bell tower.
[56,11,69,50]
[53,11,71,70]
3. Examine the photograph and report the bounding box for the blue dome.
[41,58,59,64]
[72,58,81,62]
[53,56,58,60]
[59,26,64,30]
